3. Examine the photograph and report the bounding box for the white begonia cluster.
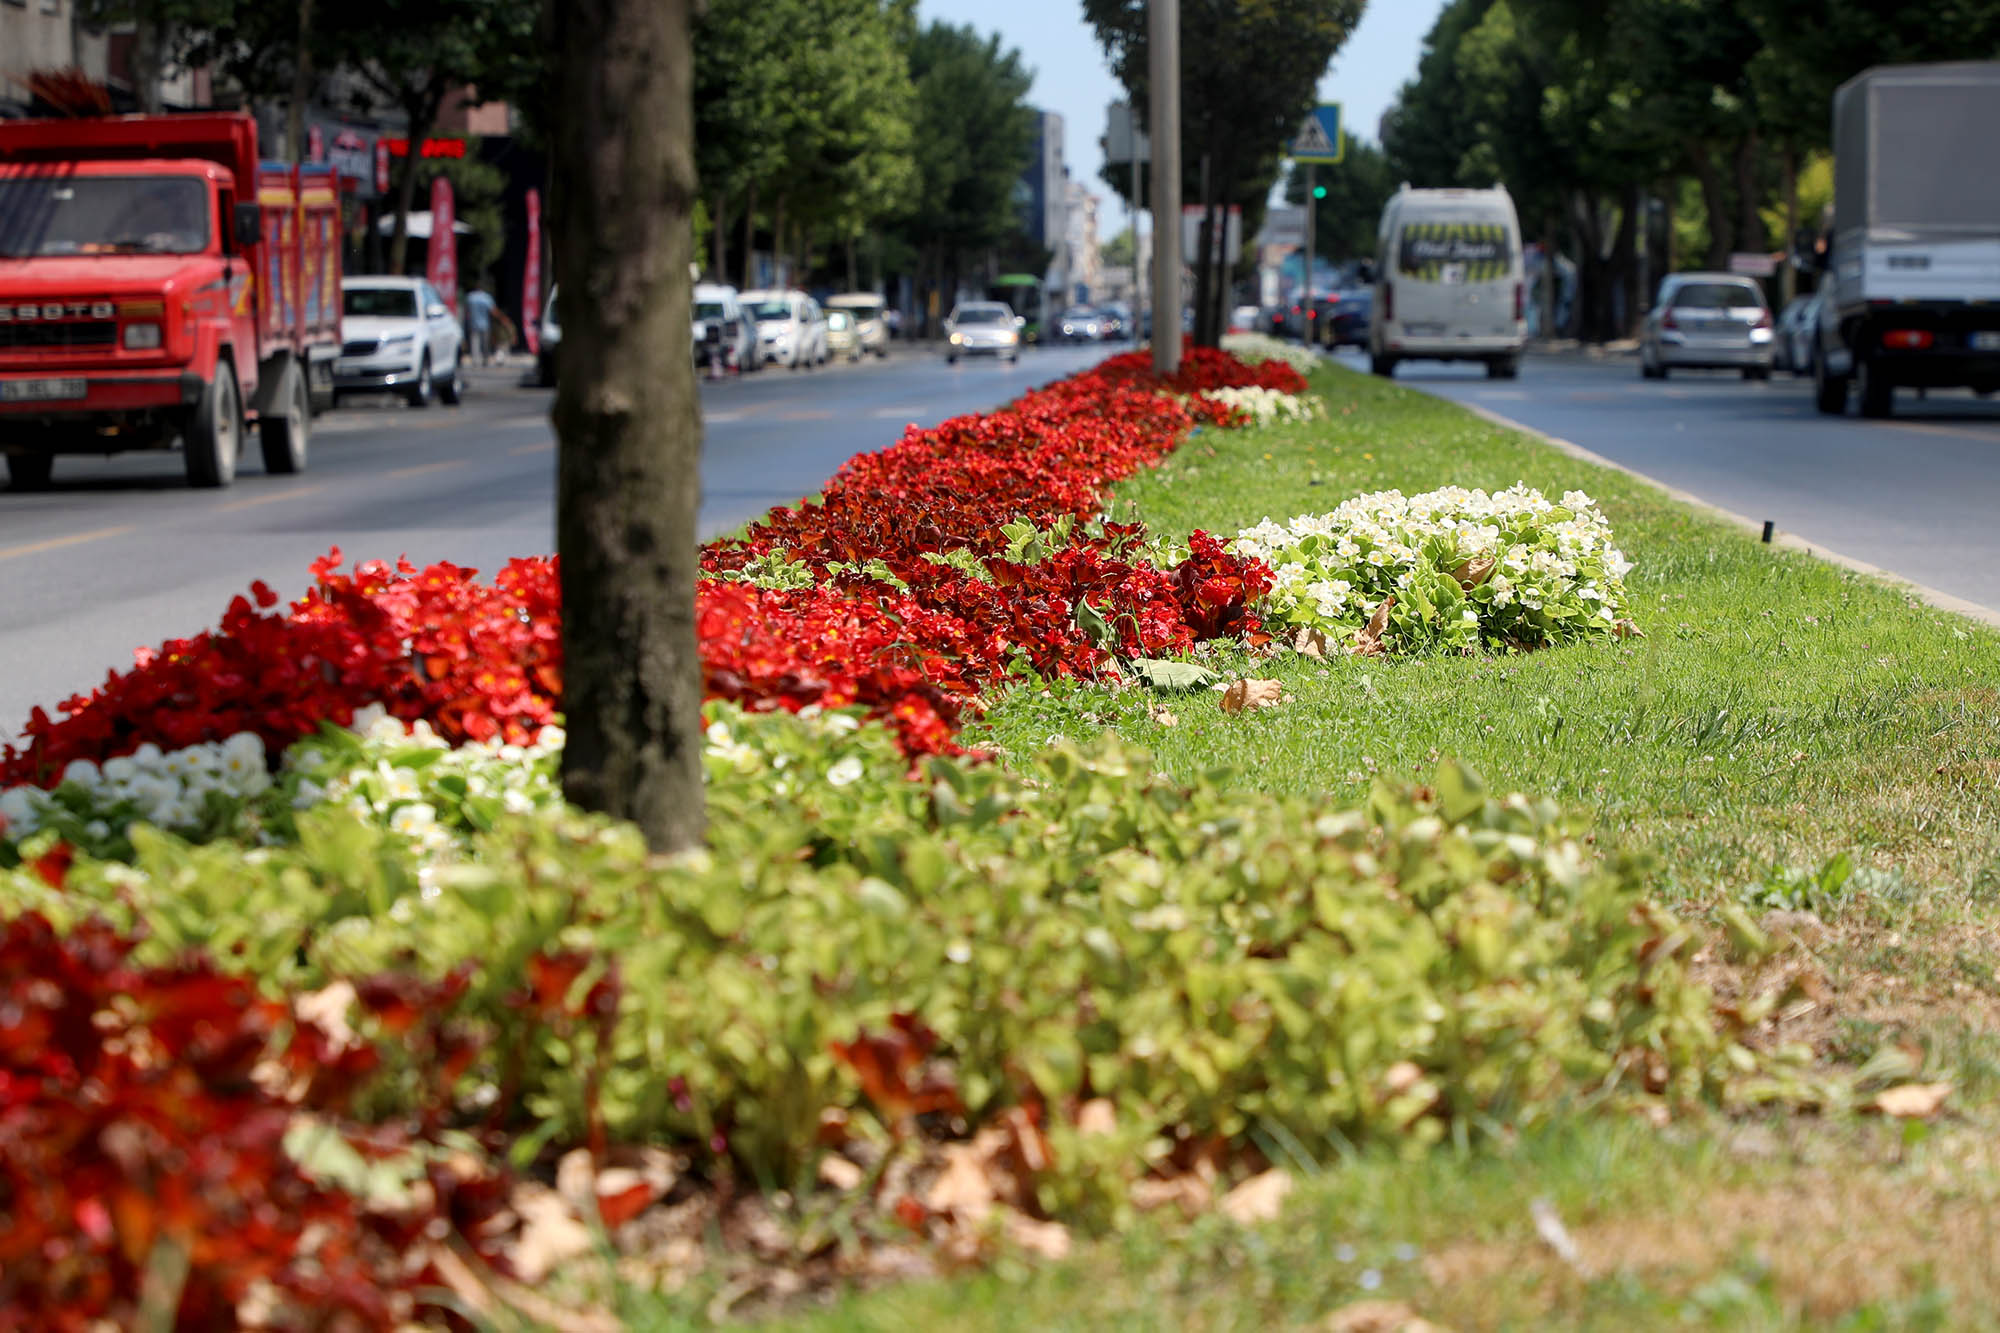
[1218,332,1320,377]
[1230,484,1637,651]
[0,732,271,844]
[1200,385,1324,427]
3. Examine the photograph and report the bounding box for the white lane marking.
[0,524,135,563]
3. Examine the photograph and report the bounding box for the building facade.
[1,3,209,117]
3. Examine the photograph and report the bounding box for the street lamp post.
[1148,0,1181,376]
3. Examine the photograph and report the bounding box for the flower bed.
[1230,485,1639,653]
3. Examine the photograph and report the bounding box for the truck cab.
[0,112,340,489]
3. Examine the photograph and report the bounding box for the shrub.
[1230,484,1639,653]
[6,707,1784,1219]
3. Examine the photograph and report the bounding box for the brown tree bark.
[740,182,756,290]
[1735,133,1765,264]
[712,189,727,282]
[386,83,444,276]
[549,0,706,852]
[1689,143,1733,272]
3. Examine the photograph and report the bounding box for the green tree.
[314,0,540,274]
[1083,0,1367,346]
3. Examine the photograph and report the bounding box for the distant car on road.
[693,283,756,375]
[1774,290,1825,378]
[1099,304,1129,340]
[336,277,464,408]
[743,289,827,370]
[1639,273,1775,381]
[536,286,560,387]
[826,293,890,358]
[945,301,1021,363]
[1229,304,1261,333]
[1057,305,1107,342]
[1318,288,1374,348]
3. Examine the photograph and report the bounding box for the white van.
[1369,184,1527,379]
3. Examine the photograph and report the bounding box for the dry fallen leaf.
[1220,678,1287,716]
[817,1153,865,1191]
[1353,596,1397,657]
[1075,1098,1117,1137]
[1452,557,1496,589]
[1002,1211,1072,1260]
[507,1183,597,1286]
[1218,1168,1293,1225]
[432,1243,623,1333]
[1384,1061,1424,1095]
[295,981,359,1050]
[1150,706,1178,727]
[1131,1172,1213,1218]
[1529,1197,1588,1277]
[1873,1082,1952,1120]
[924,1145,998,1220]
[1291,625,1331,659]
[1612,618,1646,640]
[1324,1300,1447,1333]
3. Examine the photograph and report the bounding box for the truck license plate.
[1972,332,2000,351]
[0,378,86,403]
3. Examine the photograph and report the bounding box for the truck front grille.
[0,321,116,350]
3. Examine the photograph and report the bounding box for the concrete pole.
[1303,162,1315,340]
[1149,0,1181,375]
[1129,112,1145,343]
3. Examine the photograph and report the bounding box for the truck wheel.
[1486,356,1519,380]
[1858,355,1894,418]
[1813,356,1849,415]
[1370,354,1396,378]
[439,354,464,406]
[259,361,310,475]
[405,354,434,408]
[185,361,242,489]
[4,452,53,492]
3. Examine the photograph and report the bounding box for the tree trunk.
[286,0,315,162]
[1689,143,1732,272]
[846,234,857,292]
[1193,152,1215,348]
[740,181,756,290]
[387,87,442,276]
[712,189,727,282]
[773,194,786,287]
[549,0,706,852]
[1735,133,1764,264]
[130,1,167,114]
[1781,146,1799,303]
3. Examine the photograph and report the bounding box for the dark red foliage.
[0,913,512,1329]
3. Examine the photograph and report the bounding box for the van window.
[1397,221,1512,281]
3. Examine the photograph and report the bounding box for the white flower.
[350,703,389,734]
[0,786,44,837]
[61,758,103,790]
[389,803,438,837]
[826,755,865,788]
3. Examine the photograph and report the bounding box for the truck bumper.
[1868,349,2000,391]
[0,369,203,416]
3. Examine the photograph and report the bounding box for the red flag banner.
[427,176,457,314]
[523,189,542,356]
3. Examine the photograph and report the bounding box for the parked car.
[1100,303,1131,340]
[1320,288,1374,347]
[1639,273,1774,380]
[536,286,560,387]
[335,277,464,407]
[1057,305,1106,342]
[945,302,1022,363]
[825,310,864,362]
[1773,294,1811,373]
[692,282,756,374]
[742,289,826,369]
[1229,304,1262,333]
[826,293,891,358]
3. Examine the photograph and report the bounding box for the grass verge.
[665,361,2000,1330]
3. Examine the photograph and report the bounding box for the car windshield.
[344,287,419,318]
[0,175,210,257]
[694,302,728,320]
[1672,283,1763,309]
[955,306,1011,325]
[751,301,793,321]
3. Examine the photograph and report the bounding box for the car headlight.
[381,334,414,347]
[122,322,162,350]
[999,330,1017,344]
[950,332,964,345]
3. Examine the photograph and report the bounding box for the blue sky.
[914,0,1448,232]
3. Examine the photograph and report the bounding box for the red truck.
[0,112,340,489]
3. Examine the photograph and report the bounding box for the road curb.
[1450,399,2000,631]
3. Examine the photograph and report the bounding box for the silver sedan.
[1639,273,1776,381]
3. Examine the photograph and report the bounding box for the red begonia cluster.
[2,349,1282,781]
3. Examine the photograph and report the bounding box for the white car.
[944,302,1022,363]
[536,285,560,387]
[335,277,464,407]
[693,283,756,373]
[742,289,827,369]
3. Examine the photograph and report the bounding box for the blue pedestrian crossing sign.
[1289,104,1343,163]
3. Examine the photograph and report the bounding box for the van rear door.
[1396,215,1516,338]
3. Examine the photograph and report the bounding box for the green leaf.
[1126,658,1221,692]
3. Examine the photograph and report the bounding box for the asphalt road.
[0,341,1117,742]
[1351,348,2000,615]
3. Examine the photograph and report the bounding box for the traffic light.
[1312,184,1327,199]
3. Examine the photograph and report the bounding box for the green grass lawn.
[626,363,2000,1331]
